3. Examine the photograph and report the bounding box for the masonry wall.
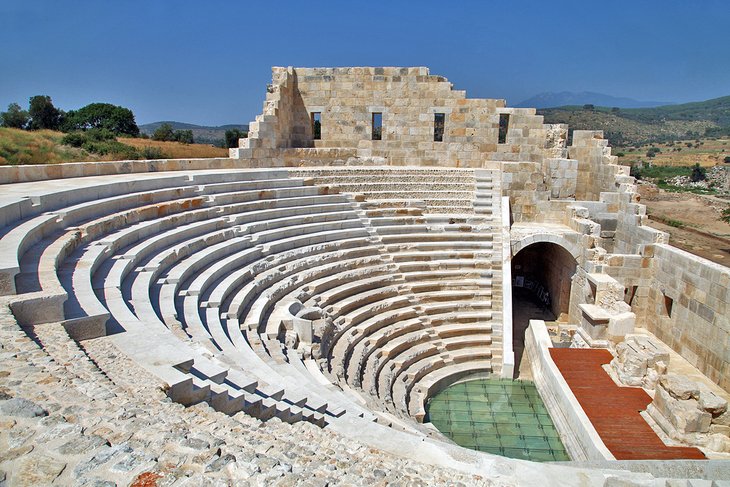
[287,66,554,167]
[238,67,577,168]
[645,244,730,391]
[613,201,669,254]
[237,67,625,225]
[570,131,628,201]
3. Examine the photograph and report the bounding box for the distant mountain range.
[139,121,248,145]
[516,91,673,109]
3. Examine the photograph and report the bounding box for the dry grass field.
[0,128,228,164]
[121,138,228,158]
[0,128,99,164]
[616,137,730,168]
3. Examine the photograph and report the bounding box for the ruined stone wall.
[613,201,669,254]
[570,131,626,201]
[237,66,560,168]
[500,161,550,222]
[644,244,730,391]
[592,253,653,329]
[235,67,631,230]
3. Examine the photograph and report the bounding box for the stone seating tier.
[0,167,503,437]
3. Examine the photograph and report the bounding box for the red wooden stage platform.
[549,348,705,460]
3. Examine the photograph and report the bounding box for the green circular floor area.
[425,378,570,462]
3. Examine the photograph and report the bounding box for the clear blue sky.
[1,1,729,126]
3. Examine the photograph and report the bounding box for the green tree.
[583,104,595,111]
[28,95,63,130]
[174,129,194,144]
[224,128,247,148]
[152,123,175,141]
[63,103,139,136]
[690,163,706,182]
[0,103,30,129]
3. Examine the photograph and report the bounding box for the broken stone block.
[713,408,730,427]
[673,399,712,433]
[660,374,700,400]
[607,311,635,342]
[709,424,730,437]
[698,387,728,416]
[612,345,646,387]
[703,433,730,453]
[652,384,711,434]
[610,336,668,389]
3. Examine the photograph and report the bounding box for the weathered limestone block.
[649,371,730,454]
[704,433,730,453]
[653,385,711,434]
[710,424,730,436]
[660,374,700,400]
[610,336,668,389]
[714,408,730,427]
[607,311,635,343]
[699,387,728,415]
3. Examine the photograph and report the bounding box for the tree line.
[1,96,141,136]
[1,95,246,149]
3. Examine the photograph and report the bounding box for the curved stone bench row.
[290,167,478,214]
[105,187,376,425]
[3,171,366,426]
[178,192,503,420]
[0,167,503,438]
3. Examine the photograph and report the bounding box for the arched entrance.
[510,241,578,377]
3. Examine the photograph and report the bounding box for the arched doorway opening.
[511,241,577,377]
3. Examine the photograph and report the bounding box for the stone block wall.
[645,244,730,391]
[613,201,669,254]
[569,131,628,201]
[544,158,578,199]
[236,66,561,168]
[235,67,627,228]
[500,161,550,222]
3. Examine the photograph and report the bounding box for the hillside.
[139,121,248,146]
[0,128,226,165]
[517,91,671,109]
[539,95,730,146]
[0,128,100,165]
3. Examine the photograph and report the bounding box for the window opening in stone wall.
[372,112,382,140]
[498,114,510,144]
[311,112,321,140]
[663,294,673,318]
[434,113,445,142]
[625,285,638,306]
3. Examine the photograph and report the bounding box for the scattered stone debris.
[648,373,730,453]
[611,335,669,389]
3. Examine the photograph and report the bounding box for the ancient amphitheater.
[1,67,729,486]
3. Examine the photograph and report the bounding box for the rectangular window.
[624,285,638,306]
[434,113,445,142]
[498,113,510,144]
[311,112,321,140]
[371,112,382,140]
[663,294,673,318]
